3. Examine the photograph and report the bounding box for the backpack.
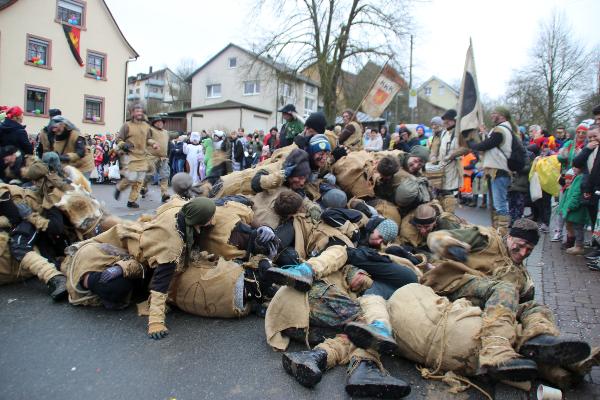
[499,125,526,172]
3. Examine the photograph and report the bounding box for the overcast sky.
[106,0,599,99]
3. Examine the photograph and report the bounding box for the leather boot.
[127,201,140,208]
[561,236,575,250]
[345,360,411,398]
[282,349,327,388]
[519,335,591,366]
[486,358,538,382]
[264,263,314,292]
[345,321,398,356]
[47,275,67,301]
[496,214,510,236]
[147,290,169,340]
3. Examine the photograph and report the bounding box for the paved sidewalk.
[526,232,600,399]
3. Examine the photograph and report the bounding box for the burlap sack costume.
[341,121,364,151]
[216,160,284,198]
[331,151,377,198]
[252,187,315,229]
[62,242,143,306]
[197,201,254,260]
[168,253,249,318]
[38,128,94,173]
[389,283,481,376]
[399,210,463,248]
[421,227,533,297]
[292,214,358,261]
[0,184,48,231]
[0,218,34,285]
[55,185,104,239]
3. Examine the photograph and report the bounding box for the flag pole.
[350,57,392,123]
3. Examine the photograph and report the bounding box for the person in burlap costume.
[141,116,171,203]
[398,203,464,254]
[264,245,416,398]
[428,116,444,164]
[114,104,159,208]
[435,109,463,213]
[36,116,94,177]
[338,109,363,151]
[380,218,591,381]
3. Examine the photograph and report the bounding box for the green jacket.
[284,118,304,140]
[202,137,214,176]
[558,174,590,225]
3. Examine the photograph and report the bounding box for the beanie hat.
[576,123,589,132]
[409,145,430,163]
[171,172,193,197]
[6,106,23,119]
[509,218,539,245]
[284,149,311,178]
[181,197,216,227]
[441,109,457,121]
[49,109,62,118]
[308,134,331,154]
[494,106,512,120]
[24,161,49,181]
[321,189,347,209]
[0,145,18,158]
[416,124,426,134]
[376,219,398,244]
[430,116,443,126]
[304,112,327,134]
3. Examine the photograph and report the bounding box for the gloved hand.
[446,245,468,262]
[99,265,124,284]
[16,203,32,219]
[322,173,336,185]
[351,200,374,217]
[306,205,322,224]
[385,245,420,265]
[9,220,37,262]
[283,163,296,179]
[59,154,70,162]
[332,146,348,162]
[256,226,276,243]
[121,142,134,153]
[267,242,279,259]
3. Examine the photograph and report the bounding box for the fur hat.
[284,148,311,178]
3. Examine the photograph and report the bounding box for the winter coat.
[559,174,590,226]
[508,156,531,193]
[0,118,33,155]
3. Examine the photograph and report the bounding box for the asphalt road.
[0,184,520,400]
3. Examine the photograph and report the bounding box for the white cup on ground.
[537,384,562,400]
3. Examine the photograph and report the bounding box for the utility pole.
[409,34,414,123]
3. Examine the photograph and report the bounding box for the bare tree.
[168,58,198,111]
[251,0,412,122]
[506,12,595,131]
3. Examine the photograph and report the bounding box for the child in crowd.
[559,167,590,255]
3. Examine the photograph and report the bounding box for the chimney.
[149,66,153,74]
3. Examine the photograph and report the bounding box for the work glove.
[59,154,70,162]
[256,226,276,243]
[332,146,347,162]
[9,220,37,262]
[385,245,421,266]
[306,205,322,224]
[99,265,124,284]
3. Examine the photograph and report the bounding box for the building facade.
[127,67,188,113]
[183,43,320,133]
[417,76,459,111]
[0,0,138,137]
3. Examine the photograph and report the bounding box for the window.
[243,81,260,95]
[438,85,445,95]
[57,0,85,28]
[128,89,133,94]
[86,51,106,80]
[83,96,104,124]
[206,84,221,98]
[228,57,237,68]
[424,86,432,96]
[135,88,140,94]
[24,85,49,117]
[304,84,316,95]
[26,35,51,68]
[304,98,315,118]
[281,83,291,98]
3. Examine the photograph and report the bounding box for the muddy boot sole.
[345,381,411,398]
[520,339,591,365]
[264,268,312,292]
[282,353,323,388]
[345,322,398,356]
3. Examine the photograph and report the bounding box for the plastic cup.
[537,384,562,400]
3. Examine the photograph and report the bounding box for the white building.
[127,67,188,111]
[417,76,459,111]
[177,43,320,133]
[0,0,138,136]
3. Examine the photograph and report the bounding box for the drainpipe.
[275,76,279,127]
[124,56,138,121]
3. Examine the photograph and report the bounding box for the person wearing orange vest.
[459,152,477,206]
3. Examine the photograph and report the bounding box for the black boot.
[345,360,411,398]
[344,321,398,356]
[127,201,140,208]
[47,275,67,301]
[520,335,591,366]
[113,188,121,200]
[282,349,327,388]
[486,358,538,381]
[140,187,147,199]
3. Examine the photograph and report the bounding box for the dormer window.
[57,0,86,28]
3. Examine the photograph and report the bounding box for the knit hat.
[171,172,193,197]
[308,134,331,154]
[576,123,589,132]
[284,148,311,178]
[181,197,216,227]
[321,189,347,209]
[6,106,23,119]
[509,218,539,245]
[49,109,62,118]
[409,145,430,163]
[305,112,327,134]
[24,160,49,181]
[416,124,426,134]
[430,116,443,126]
[441,109,457,121]
[494,106,512,120]
[0,145,18,158]
[376,219,398,244]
